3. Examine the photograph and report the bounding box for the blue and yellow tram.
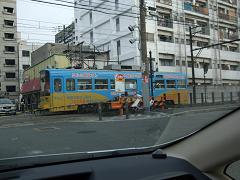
[39,69,188,112]
[39,69,142,112]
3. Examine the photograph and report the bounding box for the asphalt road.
[0,103,238,160]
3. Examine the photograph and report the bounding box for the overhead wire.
[16,0,240,44]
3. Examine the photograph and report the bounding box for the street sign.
[115,74,125,93]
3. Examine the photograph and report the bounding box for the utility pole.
[63,25,66,44]
[189,26,196,104]
[149,51,154,98]
[93,45,96,69]
[140,0,150,111]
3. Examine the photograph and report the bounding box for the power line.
[27,0,139,19]
[23,0,239,29]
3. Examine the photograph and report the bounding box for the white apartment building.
[74,0,240,85]
[0,0,19,99]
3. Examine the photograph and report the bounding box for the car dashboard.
[0,150,210,180]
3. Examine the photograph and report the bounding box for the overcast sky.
[17,0,74,44]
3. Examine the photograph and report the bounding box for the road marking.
[0,123,34,129]
[27,150,44,155]
[0,104,238,129]
[33,126,60,132]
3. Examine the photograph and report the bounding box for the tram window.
[110,79,115,90]
[155,80,165,89]
[166,80,176,88]
[77,79,92,90]
[66,78,75,91]
[54,79,62,92]
[125,79,137,90]
[178,80,186,88]
[95,79,108,90]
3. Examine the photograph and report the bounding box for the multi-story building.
[0,0,19,99]
[18,40,40,88]
[55,22,75,45]
[74,0,240,85]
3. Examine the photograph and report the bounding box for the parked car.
[0,98,16,115]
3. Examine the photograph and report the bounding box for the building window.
[5,46,15,52]
[146,33,154,42]
[90,31,93,43]
[197,41,209,47]
[89,11,92,24]
[159,35,172,42]
[77,79,92,90]
[22,50,30,57]
[115,0,119,9]
[4,20,14,27]
[229,46,238,52]
[3,7,14,14]
[5,59,15,66]
[6,86,16,92]
[5,72,16,78]
[116,17,120,32]
[22,64,30,70]
[95,79,108,90]
[4,33,14,39]
[176,60,180,66]
[159,59,174,66]
[117,40,121,56]
[66,78,75,91]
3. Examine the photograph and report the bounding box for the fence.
[184,85,240,105]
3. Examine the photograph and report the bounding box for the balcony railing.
[184,2,209,15]
[157,20,173,28]
[185,26,210,35]
[219,0,237,5]
[156,0,172,6]
[4,77,17,81]
[219,31,238,40]
[218,13,237,23]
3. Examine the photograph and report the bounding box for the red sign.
[21,78,41,93]
[116,74,124,82]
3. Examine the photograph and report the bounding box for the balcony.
[219,31,238,40]
[219,0,237,6]
[185,26,210,36]
[157,19,173,28]
[4,64,16,67]
[4,77,17,81]
[156,0,172,6]
[218,13,237,23]
[3,37,16,41]
[184,2,209,15]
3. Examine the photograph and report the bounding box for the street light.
[129,38,137,44]
[128,25,137,32]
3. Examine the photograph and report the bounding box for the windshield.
[0,99,13,104]
[0,0,240,173]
